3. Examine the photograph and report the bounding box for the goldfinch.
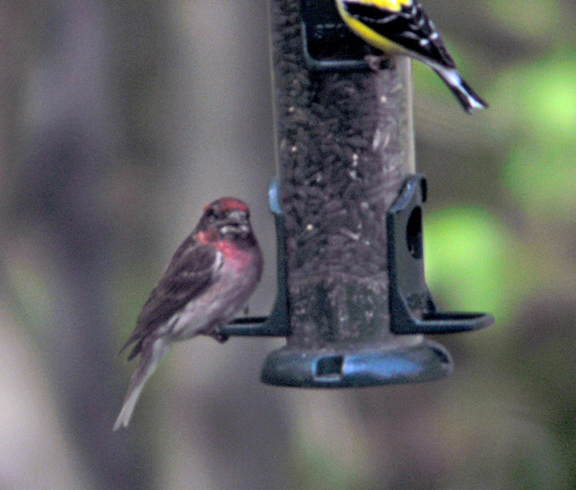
[334,0,488,113]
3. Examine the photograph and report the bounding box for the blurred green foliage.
[502,52,576,219]
[425,206,512,323]
[419,0,576,487]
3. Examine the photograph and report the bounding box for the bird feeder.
[218,0,493,386]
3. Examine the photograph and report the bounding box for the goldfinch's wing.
[341,0,456,68]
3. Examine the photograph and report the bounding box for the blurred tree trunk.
[8,1,154,488]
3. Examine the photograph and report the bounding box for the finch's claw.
[210,329,230,343]
[365,54,392,72]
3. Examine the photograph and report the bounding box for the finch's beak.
[219,210,250,236]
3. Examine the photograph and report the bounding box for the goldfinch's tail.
[433,67,488,113]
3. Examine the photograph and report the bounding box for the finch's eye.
[205,208,218,221]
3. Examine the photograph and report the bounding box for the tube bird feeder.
[218,0,493,387]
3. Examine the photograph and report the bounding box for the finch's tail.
[113,338,169,431]
[433,67,488,113]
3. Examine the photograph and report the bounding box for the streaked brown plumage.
[114,197,263,430]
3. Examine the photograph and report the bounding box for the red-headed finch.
[114,197,263,430]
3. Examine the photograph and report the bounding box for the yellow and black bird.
[334,0,488,113]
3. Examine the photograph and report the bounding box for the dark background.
[1,0,575,488]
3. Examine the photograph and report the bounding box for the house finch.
[113,197,263,430]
